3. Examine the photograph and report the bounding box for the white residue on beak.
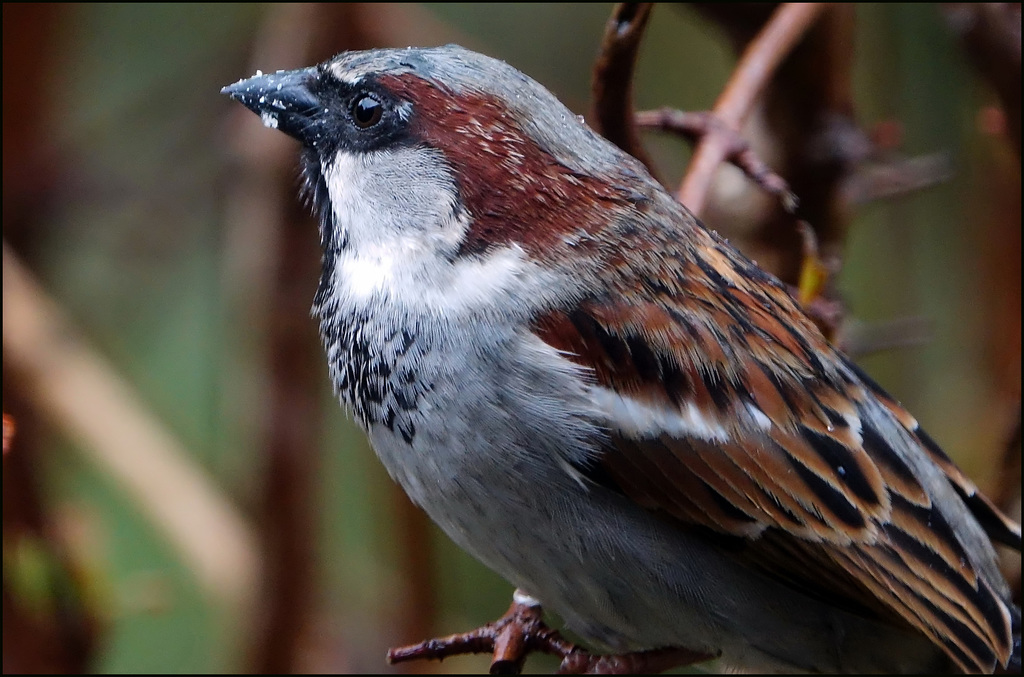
[260,111,280,129]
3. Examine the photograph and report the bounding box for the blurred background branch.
[678,3,826,218]
[3,243,259,610]
[591,3,657,175]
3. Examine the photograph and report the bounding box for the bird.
[223,44,1021,673]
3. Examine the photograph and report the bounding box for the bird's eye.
[351,94,383,128]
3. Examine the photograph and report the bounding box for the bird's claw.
[386,596,715,674]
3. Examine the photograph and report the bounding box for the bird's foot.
[387,591,562,674]
[386,590,715,674]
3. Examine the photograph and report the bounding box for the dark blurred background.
[3,3,1019,673]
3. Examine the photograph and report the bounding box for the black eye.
[351,94,383,128]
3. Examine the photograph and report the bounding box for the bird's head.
[222,44,657,265]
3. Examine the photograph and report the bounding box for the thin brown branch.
[591,3,657,174]
[679,3,826,215]
[637,108,798,211]
[687,4,857,294]
[386,599,545,669]
[387,596,715,675]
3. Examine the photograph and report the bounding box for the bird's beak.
[221,67,322,143]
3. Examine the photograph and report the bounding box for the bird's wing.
[532,228,1018,672]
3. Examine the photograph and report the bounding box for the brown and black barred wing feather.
[850,356,1022,550]
[533,226,1018,672]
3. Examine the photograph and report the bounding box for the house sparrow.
[223,45,1021,673]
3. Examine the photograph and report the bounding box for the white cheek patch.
[321,147,553,315]
[323,154,372,246]
[322,150,463,251]
[591,388,730,443]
